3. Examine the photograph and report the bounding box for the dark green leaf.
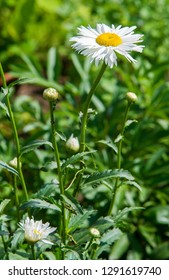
[98,139,118,154]
[21,140,53,155]
[61,150,96,170]
[84,169,134,185]
[0,199,11,214]
[0,160,19,176]
[68,210,95,233]
[61,193,83,215]
[11,228,24,250]
[113,207,144,224]
[20,199,61,212]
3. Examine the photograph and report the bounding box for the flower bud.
[9,157,21,169]
[126,92,138,103]
[90,228,100,238]
[66,134,80,153]
[43,88,59,102]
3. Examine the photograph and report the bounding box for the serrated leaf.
[125,180,142,192]
[21,140,53,155]
[101,228,122,245]
[98,139,118,154]
[20,199,61,212]
[68,210,95,233]
[61,150,96,170]
[84,169,134,185]
[61,193,83,215]
[95,228,123,258]
[11,228,24,250]
[0,160,19,176]
[34,183,59,198]
[0,199,11,214]
[113,207,144,223]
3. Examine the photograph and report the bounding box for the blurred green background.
[0,0,169,259]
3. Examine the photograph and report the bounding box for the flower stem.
[0,63,28,201]
[80,62,107,154]
[49,102,66,246]
[107,101,131,216]
[31,244,36,260]
[73,62,107,196]
[13,175,20,221]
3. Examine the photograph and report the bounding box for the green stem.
[73,62,107,196]
[107,101,131,216]
[0,63,28,201]
[31,244,36,260]
[49,102,66,247]
[80,62,107,153]
[13,175,20,221]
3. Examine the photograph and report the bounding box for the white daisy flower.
[70,23,144,68]
[19,217,56,244]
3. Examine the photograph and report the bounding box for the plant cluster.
[0,0,169,260]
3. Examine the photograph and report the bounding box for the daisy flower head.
[70,23,144,68]
[19,216,56,244]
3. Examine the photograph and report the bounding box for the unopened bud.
[126,92,138,103]
[66,135,80,153]
[43,88,59,102]
[90,228,100,238]
[9,157,21,169]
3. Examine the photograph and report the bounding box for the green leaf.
[125,119,138,128]
[95,228,123,258]
[68,210,95,233]
[34,183,59,198]
[61,150,96,170]
[8,78,32,88]
[56,131,67,141]
[11,228,24,251]
[125,180,142,192]
[114,134,123,143]
[0,101,9,116]
[109,234,130,259]
[40,161,57,172]
[145,205,169,224]
[149,242,169,259]
[84,169,135,185]
[20,199,61,212]
[65,250,81,260]
[21,140,53,155]
[0,199,11,214]
[61,193,83,215]
[0,160,19,176]
[113,207,144,224]
[100,228,123,245]
[98,139,118,154]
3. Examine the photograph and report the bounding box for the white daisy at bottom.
[19,217,56,244]
[70,23,144,68]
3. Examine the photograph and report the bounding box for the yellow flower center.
[33,229,41,236]
[96,33,122,47]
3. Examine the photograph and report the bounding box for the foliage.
[0,0,169,260]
